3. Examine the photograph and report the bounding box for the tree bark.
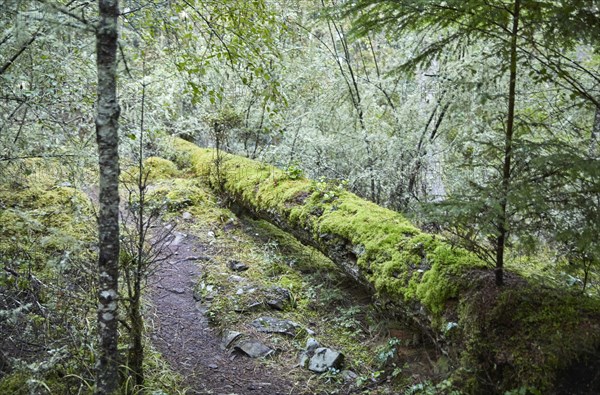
[496,0,521,287]
[95,0,121,393]
[590,104,600,158]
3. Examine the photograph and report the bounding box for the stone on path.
[221,330,242,350]
[265,287,291,311]
[233,338,274,358]
[307,347,344,373]
[340,370,358,382]
[251,316,301,337]
[228,260,249,272]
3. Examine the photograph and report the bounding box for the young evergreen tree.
[343,0,600,286]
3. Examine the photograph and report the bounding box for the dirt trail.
[148,231,298,395]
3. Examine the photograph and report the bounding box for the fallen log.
[172,138,600,393]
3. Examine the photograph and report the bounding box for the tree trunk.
[95,0,121,393]
[128,290,144,389]
[590,104,600,158]
[496,0,521,287]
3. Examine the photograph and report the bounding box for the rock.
[306,338,320,352]
[251,316,301,337]
[221,331,242,350]
[228,275,246,282]
[170,287,185,294]
[182,211,192,220]
[299,351,310,368]
[340,370,358,382]
[266,299,284,311]
[265,287,291,311]
[208,363,218,369]
[228,260,249,272]
[308,348,344,373]
[233,339,274,358]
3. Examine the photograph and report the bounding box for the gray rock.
[308,348,344,373]
[182,211,192,220]
[221,331,242,350]
[208,363,218,369]
[340,370,358,382]
[251,316,301,337]
[228,275,247,282]
[299,351,310,368]
[306,338,320,352]
[170,287,185,294]
[233,339,274,358]
[228,260,249,272]
[266,299,284,311]
[264,286,291,311]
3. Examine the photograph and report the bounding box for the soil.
[148,230,300,395]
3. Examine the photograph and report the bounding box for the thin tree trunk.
[128,290,144,388]
[95,0,121,393]
[496,0,521,287]
[590,105,600,158]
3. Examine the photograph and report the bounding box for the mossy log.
[172,138,600,393]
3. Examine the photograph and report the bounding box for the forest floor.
[148,229,297,395]
[142,175,439,395]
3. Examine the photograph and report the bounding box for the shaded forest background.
[1,0,599,393]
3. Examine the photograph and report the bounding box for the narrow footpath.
[148,230,298,395]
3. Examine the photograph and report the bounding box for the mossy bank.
[169,138,600,394]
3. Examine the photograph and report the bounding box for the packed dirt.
[148,231,300,395]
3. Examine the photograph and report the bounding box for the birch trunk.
[95,0,121,393]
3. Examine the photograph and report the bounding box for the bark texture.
[95,0,121,393]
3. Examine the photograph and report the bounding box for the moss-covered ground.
[143,156,444,394]
[0,159,188,394]
[168,138,600,394]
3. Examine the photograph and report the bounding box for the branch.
[0,153,80,162]
[0,34,37,76]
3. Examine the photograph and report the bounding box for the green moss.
[144,156,180,179]
[173,138,600,393]
[147,178,208,211]
[173,139,488,316]
[0,372,28,395]
[456,277,600,392]
[0,186,93,267]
